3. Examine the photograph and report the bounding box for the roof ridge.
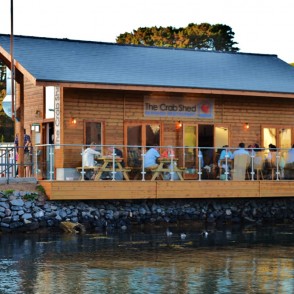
[0,33,278,58]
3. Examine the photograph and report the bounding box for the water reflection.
[1,224,294,294]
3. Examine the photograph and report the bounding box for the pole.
[10,0,15,121]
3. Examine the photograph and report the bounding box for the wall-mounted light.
[71,117,77,125]
[176,121,182,130]
[244,123,250,129]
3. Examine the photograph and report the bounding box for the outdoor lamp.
[176,121,182,130]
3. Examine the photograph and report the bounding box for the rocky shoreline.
[1,187,294,233]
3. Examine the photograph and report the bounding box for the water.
[1,224,294,294]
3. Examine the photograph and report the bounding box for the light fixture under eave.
[245,123,250,129]
[176,121,182,130]
[71,117,77,125]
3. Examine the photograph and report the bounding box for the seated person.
[83,142,101,166]
[198,149,204,169]
[267,144,277,161]
[107,147,125,167]
[102,147,124,180]
[161,146,180,180]
[218,145,233,167]
[144,146,160,169]
[82,142,101,179]
[161,146,175,158]
[232,142,249,158]
[128,147,141,167]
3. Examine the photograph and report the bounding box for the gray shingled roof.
[1,34,294,94]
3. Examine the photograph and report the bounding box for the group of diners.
[80,142,294,181]
[218,142,294,180]
[82,142,125,180]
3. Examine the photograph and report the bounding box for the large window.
[263,127,291,150]
[45,86,55,119]
[263,127,292,160]
[125,122,161,167]
[85,122,103,148]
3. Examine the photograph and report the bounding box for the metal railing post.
[276,152,280,181]
[250,149,255,181]
[6,146,9,184]
[34,145,38,178]
[111,146,116,181]
[198,148,202,181]
[141,148,146,181]
[169,148,174,181]
[224,149,229,181]
[49,145,54,180]
[81,146,85,181]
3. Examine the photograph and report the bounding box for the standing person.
[15,129,31,148]
[14,133,19,150]
[24,138,32,177]
[144,145,160,169]
[15,130,32,177]
[14,133,19,177]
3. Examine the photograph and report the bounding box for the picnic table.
[150,158,185,181]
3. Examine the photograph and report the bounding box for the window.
[125,122,161,167]
[85,122,103,149]
[45,87,55,119]
[263,127,291,149]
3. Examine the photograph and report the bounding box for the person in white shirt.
[83,142,101,166]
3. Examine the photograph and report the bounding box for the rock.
[60,221,86,234]
[10,199,24,206]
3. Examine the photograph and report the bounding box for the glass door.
[183,125,197,178]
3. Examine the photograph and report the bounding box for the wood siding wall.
[23,77,44,137]
[21,86,294,169]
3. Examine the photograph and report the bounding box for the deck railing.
[0,143,292,182]
[29,144,293,182]
[0,144,18,181]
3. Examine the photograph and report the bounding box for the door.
[198,124,214,166]
[39,122,54,179]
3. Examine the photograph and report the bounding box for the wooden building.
[1,34,294,200]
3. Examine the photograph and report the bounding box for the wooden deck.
[39,180,294,200]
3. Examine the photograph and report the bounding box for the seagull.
[166,228,173,237]
[180,233,187,240]
[201,230,209,237]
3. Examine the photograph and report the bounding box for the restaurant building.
[1,34,294,200]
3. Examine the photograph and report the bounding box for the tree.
[116,23,239,52]
[0,60,14,142]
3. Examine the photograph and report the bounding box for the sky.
[1,0,294,63]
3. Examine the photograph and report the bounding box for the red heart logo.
[201,104,210,113]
